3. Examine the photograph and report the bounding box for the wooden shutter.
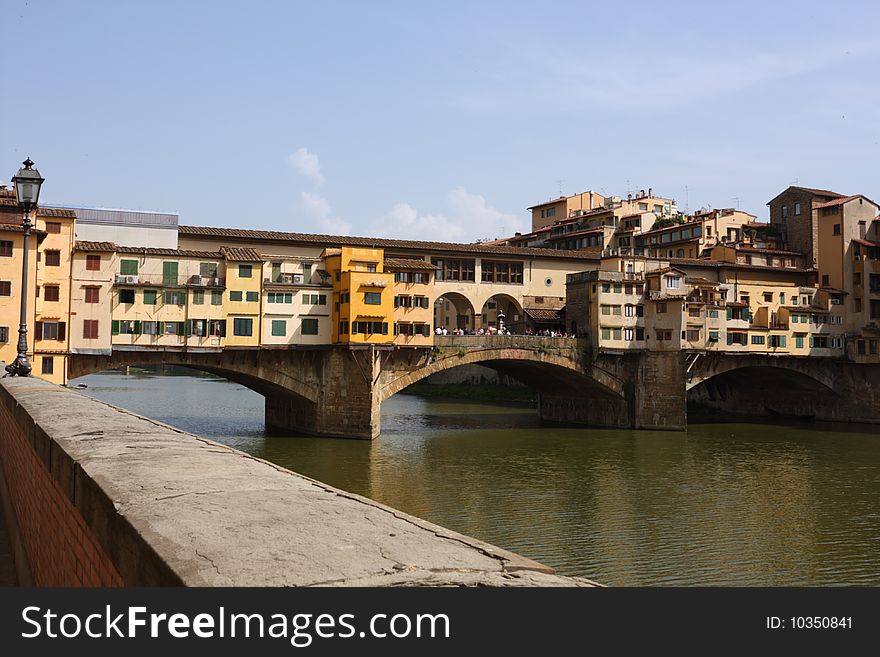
[35,321,43,340]
[111,320,119,335]
[57,322,66,341]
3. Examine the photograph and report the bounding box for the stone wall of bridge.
[0,376,592,586]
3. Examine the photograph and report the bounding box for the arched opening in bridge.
[687,365,837,422]
[434,292,475,331]
[479,294,524,333]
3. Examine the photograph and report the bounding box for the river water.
[72,368,880,586]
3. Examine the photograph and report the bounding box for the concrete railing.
[0,375,595,587]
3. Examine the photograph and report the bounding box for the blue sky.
[3,1,879,241]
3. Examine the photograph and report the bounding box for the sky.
[2,0,879,242]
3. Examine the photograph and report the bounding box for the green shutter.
[144,289,157,305]
[111,320,119,335]
[779,335,786,347]
[157,321,164,335]
[382,322,388,335]
[133,320,142,334]
[163,261,179,285]
[120,259,138,275]
[271,320,286,337]
[727,307,732,320]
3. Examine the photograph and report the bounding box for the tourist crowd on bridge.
[434,327,575,338]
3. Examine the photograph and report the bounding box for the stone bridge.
[68,338,880,439]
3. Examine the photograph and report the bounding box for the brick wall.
[0,392,122,586]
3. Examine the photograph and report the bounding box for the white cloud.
[289,147,324,184]
[300,191,351,235]
[370,187,525,242]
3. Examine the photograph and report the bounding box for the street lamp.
[5,158,44,377]
[497,310,506,335]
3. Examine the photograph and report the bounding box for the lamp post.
[5,158,44,377]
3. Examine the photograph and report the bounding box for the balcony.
[113,274,225,288]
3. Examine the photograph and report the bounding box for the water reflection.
[74,369,880,586]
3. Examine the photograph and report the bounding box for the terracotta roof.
[766,186,846,205]
[383,258,439,271]
[524,307,564,321]
[814,194,879,210]
[38,207,77,218]
[685,276,718,286]
[668,258,816,275]
[74,240,117,252]
[116,246,224,259]
[0,224,47,237]
[219,246,263,262]
[646,266,688,276]
[853,238,880,247]
[526,196,569,210]
[179,225,602,261]
[819,286,848,295]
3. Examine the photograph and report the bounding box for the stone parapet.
[0,376,594,586]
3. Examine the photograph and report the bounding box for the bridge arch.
[434,292,476,331]
[479,293,524,332]
[68,349,320,404]
[378,341,625,404]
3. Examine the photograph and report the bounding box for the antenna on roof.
[793,177,799,185]
[626,179,632,198]
[557,179,565,197]
[683,185,690,215]
[732,197,740,209]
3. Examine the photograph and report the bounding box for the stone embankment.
[0,376,597,587]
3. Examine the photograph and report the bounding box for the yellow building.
[260,254,332,346]
[0,223,40,373]
[386,258,436,346]
[324,247,394,344]
[33,207,77,383]
[109,246,229,350]
[220,247,263,348]
[70,241,116,357]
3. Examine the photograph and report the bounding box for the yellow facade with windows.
[325,247,394,344]
[0,225,39,374]
[33,209,77,383]
[387,258,436,346]
[222,248,263,347]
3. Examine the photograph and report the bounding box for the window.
[656,302,667,314]
[833,224,841,236]
[481,261,524,284]
[303,263,312,281]
[45,221,62,233]
[200,262,219,279]
[0,326,8,342]
[795,334,805,349]
[366,263,377,273]
[688,306,701,318]
[431,258,476,282]
[162,261,178,285]
[870,340,878,355]
[301,318,319,335]
[142,321,159,335]
[351,321,388,335]
[238,264,253,278]
[37,321,65,341]
[81,286,99,304]
[624,328,635,341]
[708,330,719,341]
[143,289,158,305]
[780,293,786,305]
[246,291,259,302]
[769,335,786,348]
[163,321,180,336]
[190,319,206,337]
[118,289,135,304]
[304,294,326,305]
[211,290,223,305]
[666,276,681,289]
[624,304,643,317]
[364,292,382,305]
[268,292,294,303]
[708,309,719,318]
[230,291,243,302]
[763,292,773,303]
[42,357,54,375]
[45,250,61,266]
[192,289,204,305]
[233,318,253,336]
[794,202,801,216]
[0,240,13,257]
[43,285,60,302]
[686,329,700,342]
[781,205,788,219]
[271,320,287,337]
[164,291,186,305]
[84,254,101,271]
[601,305,611,316]
[751,335,766,345]
[856,340,866,355]
[120,259,138,275]
[601,283,611,293]
[821,275,830,286]
[208,319,225,337]
[727,332,748,346]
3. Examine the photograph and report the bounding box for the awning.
[524,307,564,322]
